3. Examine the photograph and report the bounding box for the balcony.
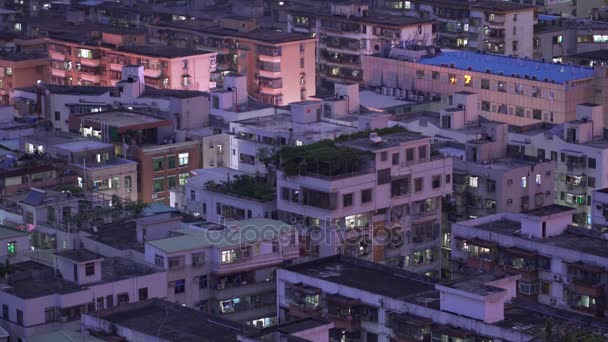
[288,303,322,319]
[80,58,101,67]
[389,313,432,341]
[486,16,506,27]
[51,68,66,78]
[327,294,362,332]
[49,50,66,61]
[214,252,283,275]
[144,68,162,78]
[215,280,274,301]
[258,54,281,63]
[80,73,101,84]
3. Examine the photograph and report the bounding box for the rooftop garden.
[204,175,275,202]
[273,140,368,178]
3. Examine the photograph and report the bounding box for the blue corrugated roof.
[419,51,595,84]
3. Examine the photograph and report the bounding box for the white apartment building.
[276,129,452,276]
[375,0,535,57]
[509,103,608,226]
[451,204,608,318]
[0,249,165,339]
[12,65,209,132]
[182,167,277,223]
[144,217,299,327]
[277,255,608,342]
[288,2,436,84]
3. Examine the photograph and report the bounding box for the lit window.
[404,1,411,9]
[182,75,191,87]
[5,68,12,76]
[295,140,303,146]
[535,174,541,185]
[179,173,189,185]
[521,176,527,188]
[449,74,457,85]
[469,176,479,188]
[178,153,189,166]
[464,75,472,86]
[463,23,469,32]
[7,241,15,255]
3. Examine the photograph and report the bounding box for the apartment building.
[183,167,277,223]
[288,2,435,85]
[21,132,138,202]
[362,48,597,125]
[276,128,452,276]
[144,217,299,326]
[13,65,210,132]
[0,249,166,339]
[148,17,317,105]
[509,103,608,226]
[0,156,75,197]
[229,98,358,175]
[375,0,536,57]
[451,204,608,318]
[47,29,217,91]
[0,51,48,104]
[66,108,201,204]
[591,187,608,231]
[534,16,608,62]
[277,255,608,342]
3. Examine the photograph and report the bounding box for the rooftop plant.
[204,175,275,202]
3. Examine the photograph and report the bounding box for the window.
[406,148,414,162]
[167,155,177,169]
[182,75,191,87]
[2,305,7,319]
[533,109,542,120]
[16,309,22,325]
[541,281,551,295]
[199,275,208,289]
[464,74,472,86]
[153,178,165,193]
[377,168,391,185]
[521,176,527,188]
[518,281,539,295]
[343,193,353,207]
[432,175,441,188]
[535,174,541,185]
[481,79,490,90]
[416,70,424,79]
[174,279,185,293]
[418,145,427,160]
[168,175,177,189]
[300,58,304,68]
[178,153,189,166]
[117,293,129,305]
[154,254,164,267]
[54,111,60,121]
[432,71,440,80]
[414,177,423,192]
[380,151,387,161]
[106,295,114,308]
[392,153,399,165]
[498,81,506,92]
[45,308,56,322]
[138,288,148,301]
[588,176,596,188]
[85,262,95,276]
[481,101,490,111]
[553,35,563,44]
[448,74,456,85]
[192,252,204,266]
[4,67,12,76]
[469,176,479,188]
[361,189,372,203]
[445,174,451,184]
[152,157,164,171]
[7,241,15,255]
[168,256,183,269]
[588,158,596,169]
[179,173,189,185]
[125,176,132,192]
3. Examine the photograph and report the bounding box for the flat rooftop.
[284,255,437,299]
[0,225,29,240]
[439,274,507,296]
[523,204,574,217]
[147,218,295,253]
[85,221,144,253]
[337,131,428,152]
[2,257,160,299]
[290,8,434,27]
[418,51,595,84]
[54,140,113,152]
[78,110,168,128]
[89,299,247,342]
[54,249,103,263]
[117,45,215,59]
[470,217,608,259]
[17,84,112,96]
[235,113,357,143]
[0,51,48,62]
